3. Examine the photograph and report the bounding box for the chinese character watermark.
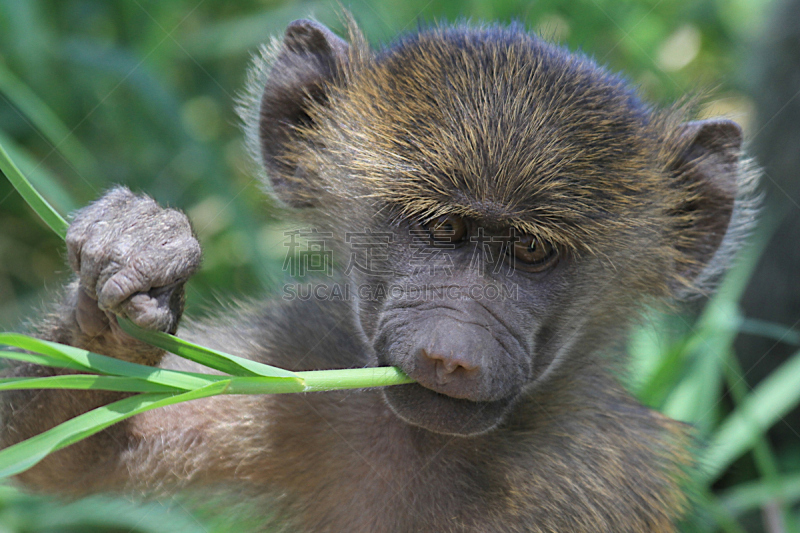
[344,230,394,276]
[282,228,334,277]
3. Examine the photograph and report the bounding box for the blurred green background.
[1,0,799,531]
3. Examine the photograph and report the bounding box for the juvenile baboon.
[0,19,756,532]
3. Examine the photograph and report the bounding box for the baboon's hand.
[66,187,201,340]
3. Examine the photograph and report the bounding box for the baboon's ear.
[672,118,743,281]
[260,20,348,207]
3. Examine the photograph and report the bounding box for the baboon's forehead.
[315,26,676,246]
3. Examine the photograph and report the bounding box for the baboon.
[0,19,757,532]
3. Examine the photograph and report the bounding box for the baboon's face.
[254,20,743,436]
[346,213,639,436]
[365,218,570,436]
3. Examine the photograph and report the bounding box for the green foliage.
[0,0,796,531]
[0,324,411,478]
[625,223,800,530]
[0,142,67,238]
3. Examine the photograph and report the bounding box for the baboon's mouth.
[381,383,514,436]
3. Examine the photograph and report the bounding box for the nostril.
[420,349,478,386]
[435,360,452,384]
[442,358,460,374]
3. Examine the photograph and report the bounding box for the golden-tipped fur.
[240,20,757,297]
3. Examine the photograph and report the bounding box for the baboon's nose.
[420,349,479,385]
[414,347,482,399]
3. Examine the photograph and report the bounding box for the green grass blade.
[0,333,88,367]
[298,367,413,391]
[0,375,183,393]
[0,333,226,390]
[117,317,301,379]
[703,348,800,482]
[722,350,795,528]
[662,301,740,432]
[222,368,412,394]
[222,376,306,394]
[0,381,230,479]
[0,333,413,394]
[0,63,99,182]
[720,472,800,516]
[738,318,800,346]
[0,349,89,371]
[0,131,78,214]
[636,340,690,408]
[0,139,68,239]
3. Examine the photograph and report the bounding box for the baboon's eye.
[424,215,468,244]
[511,234,558,271]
